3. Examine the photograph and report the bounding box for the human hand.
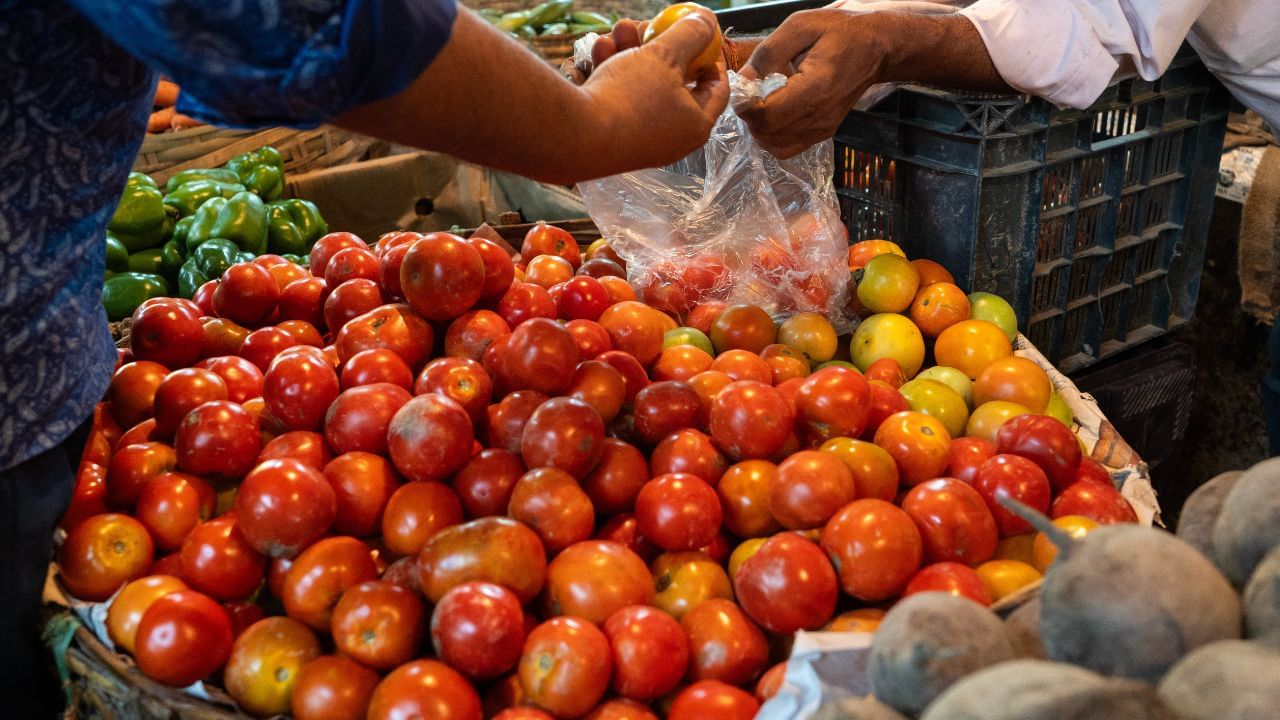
[737,9,887,159]
[562,19,649,84]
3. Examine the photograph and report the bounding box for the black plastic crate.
[832,48,1228,371]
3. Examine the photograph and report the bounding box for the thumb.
[646,11,718,70]
[743,18,819,78]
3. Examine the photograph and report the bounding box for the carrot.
[154,80,179,108]
[170,112,204,130]
[148,107,175,133]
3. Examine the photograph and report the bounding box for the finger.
[690,66,730,117]
[645,12,717,70]
[743,15,820,78]
[592,35,617,67]
[611,19,644,50]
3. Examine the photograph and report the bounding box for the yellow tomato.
[899,378,969,439]
[819,437,900,502]
[728,538,768,580]
[965,400,1033,442]
[850,313,926,378]
[973,356,1052,412]
[976,559,1042,601]
[1045,392,1073,427]
[915,366,973,408]
[643,2,723,74]
[778,312,839,366]
[857,253,920,314]
[994,533,1037,565]
[651,551,733,620]
[968,291,1018,342]
[848,239,906,270]
[934,319,1014,379]
[825,607,887,633]
[1032,515,1100,572]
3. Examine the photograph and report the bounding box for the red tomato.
[901,478,998,565]
[135,472,216,552]
[709,304,776,355]
[566,360,627,424]
[486,390,550,455]
[58,513,154,601]
[634,381,704,445]
[595,514,660,563]
[193,280,218,316]
[331,580,425,670]
[387,394,475,483]
[279,277,329,331]
[375,241,411,302]
[635,473,722,551]
[559,276,610,321]
[415,357,493,426]
[903,562,991,605]
[381,481,464,557]
[376,230,421,258]
[268,261,310,293]
[496,282,557,328]
[733,533,836,633]
[756,662,788,703]
[106,575,189,655]
[292,655,381,720]
[135,591,232,686]
[452,449,525,519]
[258,430,332,471]
[152,369,228,438]
[277,319,324,348]
[651,429,727,486]
[431,581,526,679]
[323,278,384,333]
[508,468,596,553]
[282,537,379,631]
[995,414,1082,493]
[577,257,626,280]
[117,418,164,449]
[60,462,109,533]
[367,659,482,720]
[604,605,688,701]
[238,327,300,372]
[821,499,923,601]
[334,303,434,372]
[865,357,907,388]
[107,361,169,428]
[263,351,340,432]
[236,459,337,558]
[224,616,322,717]
[173,400,262,479]
[325,246,380,287]
[322,452,399,537]
[416,517,547,604]
[1075,456,1112,486]
[795,367,871,442]
[180,517,267,601]
[545,540,653,624]
[681,598,768,686]
[223,600,268,640]
[311,232,368,279]
[669,680,759,720]
[597,350,651,404]
[522,222,582,268]
[973,454,1052,535]
[519,617,612,718]
[214,263,280,327]
[324,383,412,455]
[504,318,580,395]
[105,441,176,510]
[873,411,952,486]
[566,319,614,360]
[585,700,659,720]
[716,460,779,539]
[444,310,511,362]
[197,355,264,403]
[521,397,606,478]
[709,350,772,384]
[201,317,251,359]
[709,381,794,461]
[947,437,997,485]
[863,380,910,439]
[581,439,650,515]
[469,237,516,300]
[130,300,204,368]
[1051,481,1138,524]
[400,233,485,322]
[769,450,857,530]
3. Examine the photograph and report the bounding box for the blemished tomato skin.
[331,580,426,671]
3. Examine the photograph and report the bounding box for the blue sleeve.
[67,0,457,128]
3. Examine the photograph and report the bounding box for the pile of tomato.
[57,224,1140,720]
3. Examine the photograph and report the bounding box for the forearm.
[870,13,1009,92]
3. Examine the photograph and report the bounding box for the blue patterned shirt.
[0,0,455,471]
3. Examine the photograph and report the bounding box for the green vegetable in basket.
[185,192,269,255]
[570,10,612,26]
[225,146,285,201]
[104,233,129,273]
[193,239,240,279]
[516,24,537,38]
[108,172,177,252]
[126,248,165,275]
[266,198,328,256]
[527,0,573,27]
[495,11,531,33]
[162,179,247,217]
[102,272,170,321]
[160,239,186,279]
[172,215,194,249]
[164,168,242,193]
[177,259,208,299]
[541,22,569,35]
[569,22,612,33]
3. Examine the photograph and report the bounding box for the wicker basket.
[134,125,389,188]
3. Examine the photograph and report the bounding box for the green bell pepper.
[178,259,209,299]
[193,239,240,279]
[185,192,269,255]
[160,240,186,279]
[236,251,256,264]
[126,249,165,275]
[266,199,328,255]
[108,173,177,252]
[102,272,170,321]
[104,233,129,273]
[226,147,285,201]
[281,253,308,267]
[165,168,242,193]
[172,215,195,249]
[163,180,247,217]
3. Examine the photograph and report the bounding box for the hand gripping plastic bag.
[577,72,853,329]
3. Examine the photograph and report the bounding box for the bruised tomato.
[522,222,582,268]
[681,598,768,686]
[387,394,474,483]
[508,468,596,553]
[334,303,434,372]
[417,517,547,604]
[445,310,511,362]
[520,397,606,479]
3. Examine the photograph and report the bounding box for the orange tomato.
[598,276,637,304]
[759,344,810,385]
[909,282,971,338]
[524,255,574,289]
[710,349,773,384]
[650,551,733,620]
[1032,515,1099,572]
[818,437,899,502]
[910,259,954,286]
[847,239,906,270]
[965,400,1033,442]
[856,254,919,314]
[824,607,886,633]
[598,301,667,366]
[975,559,1042,601]
[873,411,952,486]
[994,533,1037,564]
[652,345,714,382]
[727,538,768,580]
[777,312,838,366]
[934,319,1014,379]
[973,356,1052,412]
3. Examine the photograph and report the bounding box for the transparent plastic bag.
[577,72,853,329]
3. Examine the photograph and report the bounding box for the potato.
[921,659,1174,720]
[1004,597,1045,659]
[868,592,1016,715]
[1156,640,1280,720]
[810,695,908,720]
[1176,470,1241,558]
[1243,545,1280,651]
[1212,456,1280,585]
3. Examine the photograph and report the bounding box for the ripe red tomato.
[521,397,606,478]
[864,357,907,388]
[197,355,264,403]
[311,232,368,278]
[224,616,321,717]
[387,394,474,482]
[58,513,154,601]
[258,430,332,471]
[179,516,267,601]
[604,605,688,701]
[381,481,464,557]
[947,436,997,485]
[545,540,653,624]
[594,514,659,563]
[201,317,251,359]
[795,367,871,442]
[279,277,329,330]
[325,247,380,287]
[863,380,910,440]
[716,460,779,538]
[522,222,582,268]
[134,472,216,552]
[444,310,511,362]
[192,280,218,316]
[504,318,580,395]
[566,319,614,360]
[973,454,1052,536]
[669,680,760,720]
[580,439,650,515]
[334,303,434,372]
[400,233,485,322]
[235,459,337,558]
[108,361,169,428]
[417,517,547,604]
[367,659,482,720]
[995,414,1082,493]
[277,320,324,348]
[1051,481,1138,524]
[585,700,659,720]
[173,400,262,480]
[331,580,425,670]
[117,418,164,449]
[292,655,381,720]
[431,581,526,679]
[577,257,626,279]
[130,300,204,368]
[733,532,837,633]
[105,441,176,509]
[520,617,612,718]
[451,449,525,519]
[634,381,704,445]
[709,381,794,461]
[376,242,411,301]
[323,278,384,333]
[214,263,280,327]
[223,600,267,640]
[635,473,722,551]
[469,237,516,300]
[415,357,493,426]
[105,575,188,655]
[650,429,727,486]
[152,369,228,438]
[496,282,557,328]
[769,450,857,530]
[263,351,340,432]
[486,390,550,455]
[60,462,109,533]
[508,468,596,553]
[268,261,310,294]
[322,452,400,537]
[239,327,303,373]
[821,499,923,601]
[1075,456,1112,486]
[874,411,952,486]
[566,360,627,424]
[282,536,379,631]
[324,383,412,455]
[709,304,776,355]
[135,591,233,686]
[903,562,991,605]
[597,350,651,404]
[901,478,998,565]
[558,276,610,321]
[681,598,768,686]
